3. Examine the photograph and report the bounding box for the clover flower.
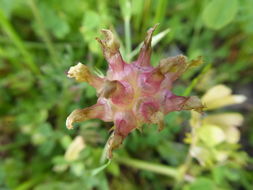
[187,85,247,166]
[66,25,203,158]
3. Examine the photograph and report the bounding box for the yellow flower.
[64,136,85,162]
[203,113,243,143]
[202,85,246,110]
[188,84,246,166]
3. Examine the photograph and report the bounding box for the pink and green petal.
[164,93,203,113]
[66,100,112,130]
[67,63,104,90]
[106,111,137,158]
[135,24,159,67]
[96,29,125,73]
[158,55,188,82]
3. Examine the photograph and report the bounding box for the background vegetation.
[0,0,253,189]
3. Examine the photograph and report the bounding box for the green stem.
[28,0,59,68]
[154,0,168,24]
[0,9,40,74]
[114,156,179,179]
[183,63,212,96]
[124,17,131,62]
[15,175,44,190]
[173,116,201,190]
[0,36,83,49]
[140,0,151,35]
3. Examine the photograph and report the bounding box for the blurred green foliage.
[0,0,253,189]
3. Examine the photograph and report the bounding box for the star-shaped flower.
[66,25,203,158]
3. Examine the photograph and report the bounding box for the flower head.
[187,85,247,166]
[66,25,203,158]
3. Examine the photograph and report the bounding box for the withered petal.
[66,102,112,129]
[164,94,204,113]
[96,29,125,73]
[67,63,104,90]
[158,55,188,81]
[106,111,137,158]
[136,24,159,67]
[106,132,123,159]
[158,55,204,82]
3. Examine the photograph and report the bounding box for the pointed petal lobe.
[158,55,188,81]
[107,111,137,158]
[163,92,203,113]
[66,100,112,129]
[96,29,125,73]
[67,63,104,89]
[136,24,159,67]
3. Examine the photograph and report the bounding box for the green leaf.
[0,0,13,17]
[0,9,39,74]
[91,160,111,176]
[157,142,187,166]
[34,181,83,190]
[202,0,238,30]
[106,161,120,177]
[81,10,102,54]
[37,2,70,39]
[212,166,227,185]
[82,10,100,30]
[184,177,215,190]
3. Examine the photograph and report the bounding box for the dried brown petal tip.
[67,63,91,83]
[106,133,123,159]
[96,29,120,56]
[188,56,203,68]
[66,103,109,130]
[137,24,159,67]
[67,63,104,89]
[96,29,125,72]
[158,55,187,75]
[66,109,88,129]
[144,24,159,46]
[182,96,204,113]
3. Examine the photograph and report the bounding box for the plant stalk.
[0,9,40,74]
[124,16,131,62]
[114,156,179,179]
[28,0,60,68]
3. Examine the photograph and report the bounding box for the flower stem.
[124,17,131,62]
[114,156,179,179]
[28,0,60,68]
[0,9,40,74]
[183,63,212,96]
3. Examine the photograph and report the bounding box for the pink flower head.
[66,25,203,158]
